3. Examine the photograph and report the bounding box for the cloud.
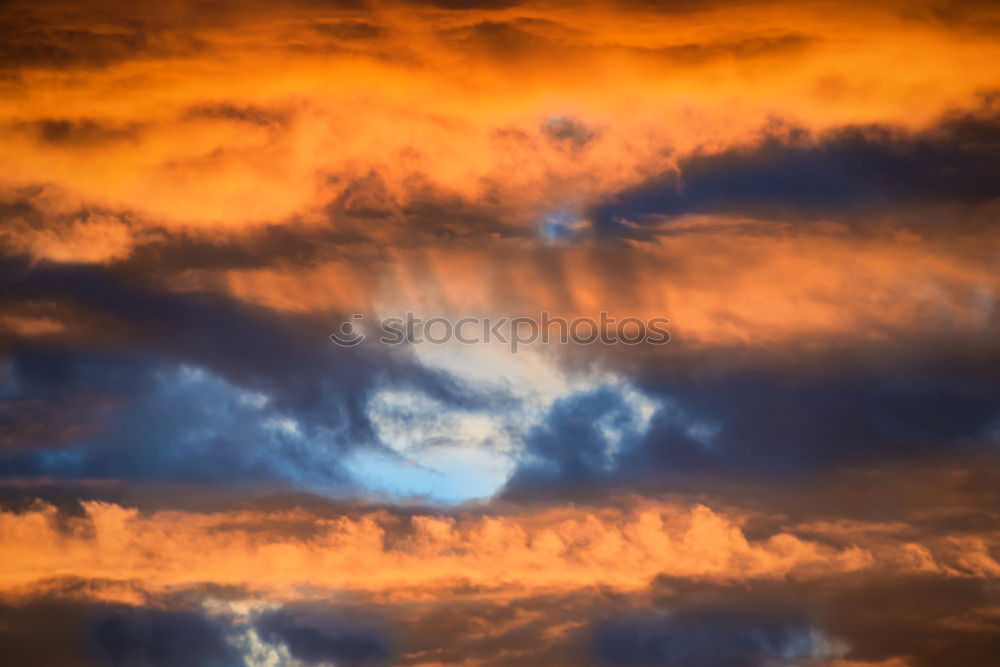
[1,232,996,496]
[592,609,837,666]
[256,605,391,666]
[0,500,889,598]
[641,573,1000,667]
[0,597,240,667]
[3,0,999,230]
[589,102,1000,227]
[0,23,177,71]
[0,1,998,664]
[503,342,1000,497]
[89,606,240,667]
[0,460,996,665]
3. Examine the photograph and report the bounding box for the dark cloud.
[0,598,98,666]
[542,116,596,149]
[590,102,1000,231]
[0,188,81,234]
[512,386,651,482]
[117,222,368,273]
[183,103,290,127]
[592,609,821,666]
[0,396,106,450]
[104,178,521,275]
[311,20,385,41]
[654,33,814,63]
[256,605,391,666]
[89,607,239,667]
[439,19,813,71]
[634,354,1000,471]
[0,257,519,487]
[0,262,354,484]
[504,338,1000,500]
[815,574,1000,666]
[417,0,524,9]
[2,570,997,666]
[383,593,602,666]
[0,4,208,72]
[640,574,1000,667]
[18,118,142,146]
[0,346,356,486]
[0,598,239,667]
[0,257,375,403]
[440,19,559,59]
[0,23,152,70]
[901,0,1000,35]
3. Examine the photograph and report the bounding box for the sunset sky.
[1,0,999,665]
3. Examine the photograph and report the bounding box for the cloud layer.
[1,0,998,664]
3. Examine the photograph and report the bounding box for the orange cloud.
[5,498,992,604]
[211,220,998,347]
[1,0,997,231]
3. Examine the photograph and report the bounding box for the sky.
[0,0,998,665]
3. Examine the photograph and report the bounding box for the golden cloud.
[5,498,993,603]
[1,0,997,231]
